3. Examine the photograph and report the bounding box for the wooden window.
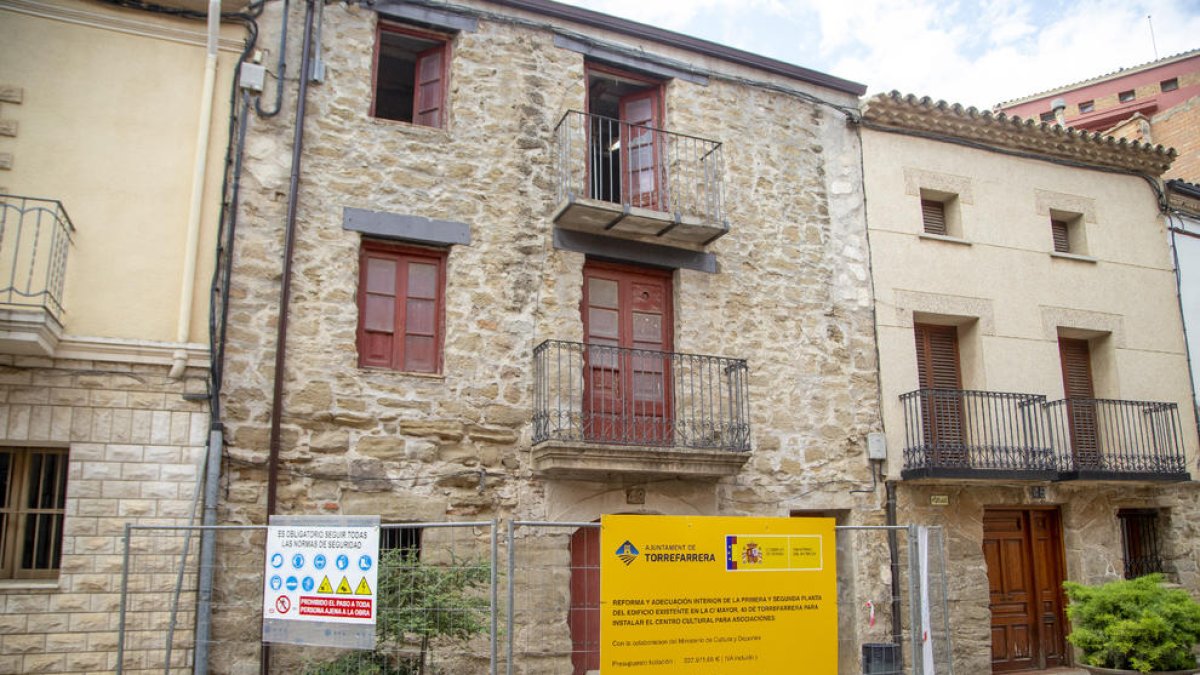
[1118,89,1135,103]
[1059,337,1099,470]
[1078,100,1094,113]
[1118,509,1164,579]
[0,448,68,579]
[1039,111,1056,123]
[357,241,447,373]
[373,23,449,128]
[921,199,947,235]
[584,63,666,210]
[914,323,965,465]
[1161,78,1178,93]
[1051,218,1070,253]
[569,526,600,674]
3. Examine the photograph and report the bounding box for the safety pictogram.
[355,578,372,595]
[275,596,291,614]
[317,576,334,594]
[336,577,353,595]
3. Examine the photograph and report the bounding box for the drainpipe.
[171,0,222,379]
[262,6,316,672]
[885,480,904,658]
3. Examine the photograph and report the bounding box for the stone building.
[213,0,887,671]
[0,0,244,672]
[996,48,1200,183]
[861,92,1200,673]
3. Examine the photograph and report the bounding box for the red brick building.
[997,49,1200,182]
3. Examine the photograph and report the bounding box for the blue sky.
[556,0,1200,108]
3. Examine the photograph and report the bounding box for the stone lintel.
[531,440,748,479]
[552,227,718,273]
[343,207,471,246]
[0,120,16,137]
[0,86,21,104]
[372,2,479,33]
[553,35,709,86]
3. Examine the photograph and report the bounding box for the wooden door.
[984,509,1066,672]
[619,89,664,211]
[582,262,673,444]
[569,527,600,675]
[914,323,966,466]
[1059,338,1099,469]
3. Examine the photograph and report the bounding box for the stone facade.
[0,356,208,674]
[216,0,884,671]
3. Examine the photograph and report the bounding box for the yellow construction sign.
[600,515,837,674]
[355,578,372,595]
[336,577,353,595]
[317,576,333,594]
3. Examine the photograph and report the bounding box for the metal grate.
[533,339,751,451]
[0,194,75,319]
[553,110,726,225]
[1118,509,1164,579]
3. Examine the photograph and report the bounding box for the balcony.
[551,111,728,249]
[0,195,74,356]
[899,389,1058,481]
[1046,398,1190,482]
[531,340,750,479]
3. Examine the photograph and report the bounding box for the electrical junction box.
[867,432,887,460]
[239,63,266,92]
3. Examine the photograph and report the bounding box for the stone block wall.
[0,355,208,674]
[215,0,885,670]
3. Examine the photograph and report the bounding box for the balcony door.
[582,261,673,445]
[914,323,966,466]
[1058,338,1099,470]
[586,64,665,210]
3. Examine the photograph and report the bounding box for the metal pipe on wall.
[885,480,904,660]
[171,0,223,379]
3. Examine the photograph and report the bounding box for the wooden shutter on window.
[921,199,947,235]
[1059,337,1099,468]
[915,323,961,390]
[914,323,965,463]
[1058,338,1094,399]
[413,44,446,128]
[358,244,445,373]
[1051,219,1070,253]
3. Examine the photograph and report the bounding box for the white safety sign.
[262,523,379,627]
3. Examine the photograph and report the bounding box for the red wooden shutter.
[357,244,445,372]
[619,88,664,211]
[413,44,446,128]
[1051,219,1070,253]
[915,323,961,390]
[921,199,947,235]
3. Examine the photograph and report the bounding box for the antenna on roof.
[1147,15,1159,59]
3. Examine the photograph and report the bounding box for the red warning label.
[299,596,373,619]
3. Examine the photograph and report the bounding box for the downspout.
[885,480,904,656]
[171,0,222,379]
[262,5,316,672]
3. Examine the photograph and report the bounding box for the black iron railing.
[0,195,74,319]
[900,389,1055,476]
[553,110,726,226]
[1045,398,1188,478]
[532,340,750,451]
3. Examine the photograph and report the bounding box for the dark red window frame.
[356,241,447,373]
[371,22,451,128]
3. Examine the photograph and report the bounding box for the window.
[1118,89,1135,103]
[583,64,666,210]
[380,525,421,562]
[1049,210,1086,255]
[357,241,447,373]
[1161,77,1179,93]
[372,22,449,127]
[1039,111,1056,123]
[919,189,961,237]
[1,448,67,579]
[1078,100,1094,113]
[1118,509,1164,579]
[914,323,965,465]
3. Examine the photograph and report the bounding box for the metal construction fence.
[117,521,951,674]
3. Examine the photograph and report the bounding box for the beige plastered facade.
[863,101,1200,673]
[0,1,236,672]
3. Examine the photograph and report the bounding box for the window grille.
[1118,509,1164,579]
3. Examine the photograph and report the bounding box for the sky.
[554,0,1200,108]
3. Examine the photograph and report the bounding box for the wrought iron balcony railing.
[551,111,728,246]
[532,340,750,452]
[900,389,1057,479]
[0,195,74,319]
[1045,398,1189,480]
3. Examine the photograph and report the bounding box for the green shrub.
[1064,574,1200,673]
